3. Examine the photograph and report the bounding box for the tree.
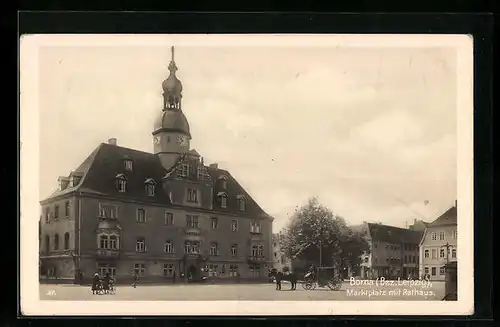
[280,197,369,270]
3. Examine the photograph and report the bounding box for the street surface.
[40,280,445,301]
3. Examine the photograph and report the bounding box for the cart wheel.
[310,282,317,290]
[327,278,342,291]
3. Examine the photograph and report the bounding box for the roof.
[427,206,457,227]
[41,143,271,219]
[366,223,423,244]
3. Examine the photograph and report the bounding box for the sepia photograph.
[20,34,474,315]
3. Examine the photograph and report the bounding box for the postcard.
[20,34,474,316]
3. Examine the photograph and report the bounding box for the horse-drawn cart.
[302,266,342,291]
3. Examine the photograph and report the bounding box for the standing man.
[275,271,283,291]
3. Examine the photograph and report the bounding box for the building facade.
[418,202,457,281]
[39,47,274,283]
[359,222,422,280]
[272,233,291,272]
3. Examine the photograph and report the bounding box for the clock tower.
[153,46,191,170]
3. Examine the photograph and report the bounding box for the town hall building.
[39,47,274,283]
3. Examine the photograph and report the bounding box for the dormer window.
[124,159,133,171]
[181,164,190,177]
[217,192,228,208]
[187,188,198,203]
[218,175,228,189]
[236,195,246,211]
[115,174,127,192]
[144,178,156,196]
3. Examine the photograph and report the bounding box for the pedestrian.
[276,271,283,291]
[172,270,176,284]
[91,272,100,295]
[289,271,297,290]
[132,271,139,288]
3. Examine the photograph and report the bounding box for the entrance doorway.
[187,265,197,281]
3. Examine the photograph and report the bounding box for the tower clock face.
[177,135,188,147]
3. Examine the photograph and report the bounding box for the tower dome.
[154,109,191,137]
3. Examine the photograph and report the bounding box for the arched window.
[44,235,50,253]
[217,192,228,208]
[164,240,174,253]
[144,178,156,196]
[99,235,109,249]
[115,174,127,192]
[109,235,118,250]
[251,245,259,257]
[64,232,70,250]
[210,242,218,256]
[53,234,59,250]
[237,195,246,211]
[230,244,238,257]
[258,244,264,257]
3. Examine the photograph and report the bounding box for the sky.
[35,36,459,231]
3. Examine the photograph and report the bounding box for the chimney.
[108,138,117,146]
[57,176,70,190]
[209,163,218,169]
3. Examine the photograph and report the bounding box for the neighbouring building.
[408,219,430,232]
[419,201,457,281]
[272,233,291,272]
[39,47,274,283]
[359,222,423,280]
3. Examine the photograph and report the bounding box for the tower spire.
[168,46,178,73]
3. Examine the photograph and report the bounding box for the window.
[390,244,393,250]
[134,263,146,277]
[424,249,429,258]
[44,208,50,223]
[54,205,60,219]
[439,248,445,258]
[440,266,446,275]
[413,255,416,263]
[181,164,190,177]
[231,220,238,232]
[109,235,118,249]
[145,180,156,196]
[64,232,70,250]
[258,244,264,257]
[238,197,246,211]
[431,267,436,276]
[197,166,203,180]
[211,217,218,229]
[251,245,259,257]
[64,201,70,217]
[452,249,456,258]
[439,231,445,241]
[220,194,227,208]
[163,240,174,253]
[164,212,174,226]
[219,175,228,189]
[186,215,199,228]
[453,229,458,239]
[163,264,174,277]
[220,264,226,276]
[250,221,261,234]
[54,234,59,250]
[404,255,407,263]
[210,243,219,256]
[187,188,198,203]
[184,241,200,254]
[44,235,50,253]
[136,209,146,223]
[431,232,437,241]
[136,238,146,252]
[99,203,118,219]
[431,249,437,259]
[385,244,389,249]
[124,159,133,171]
[229,264,238,277]
[231,244,238,257]
[424,267,429,275]
[116,174,127,192]
[249,264,261,277]
[208,264,219,277]
[98,264,116,278]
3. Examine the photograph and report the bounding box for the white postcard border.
[20,34,474,316]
